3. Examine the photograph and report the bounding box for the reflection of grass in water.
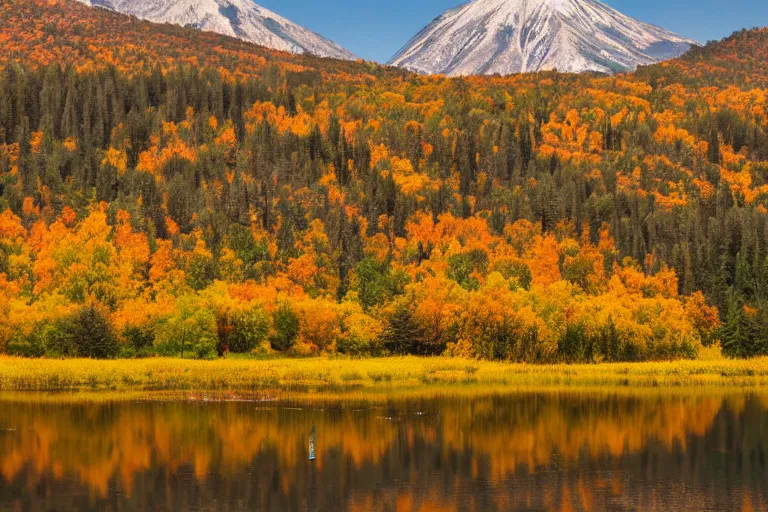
[1,356,768,394]
[1,385,767,410]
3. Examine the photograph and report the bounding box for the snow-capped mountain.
[389,0,698,76]
[76,0,357,61]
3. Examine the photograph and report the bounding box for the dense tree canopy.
[1,0,767,360]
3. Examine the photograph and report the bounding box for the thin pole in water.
[309,426,316,461]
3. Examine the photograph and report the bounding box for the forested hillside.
[0,0,766,360]
[637,28,768,88]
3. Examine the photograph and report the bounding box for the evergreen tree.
[382,301,426,356]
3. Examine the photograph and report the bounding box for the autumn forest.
[1,0,768,362]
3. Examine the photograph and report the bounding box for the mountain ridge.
[389,0,698,76]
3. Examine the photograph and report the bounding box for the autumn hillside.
[0,0,767,362]
[637,28,768,89]
[0,0,388,81]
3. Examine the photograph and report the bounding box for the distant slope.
[77,0,357,61]
[389,0,697,76]
[0,0,380,80]
[636,28,768,88]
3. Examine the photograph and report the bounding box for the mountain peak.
[389,0,698,76]
[77,0,357,61]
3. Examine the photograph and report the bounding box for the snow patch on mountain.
[389,0,698,76]
[77,0,357,61]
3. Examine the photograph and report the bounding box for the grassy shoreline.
[1,356,768,396]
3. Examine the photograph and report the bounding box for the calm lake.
[0,391,766,511]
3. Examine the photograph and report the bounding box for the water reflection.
[0,392,766,511]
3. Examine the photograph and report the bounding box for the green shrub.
[118,345,137,359]
[338,335,376,357]
[227,306,270,353]
[122,324,156,357]
[123,324,155,351]
[155,298,217,359]
[270,303,300,352]
[7,319,78,358]
[7,334,45,358]
[7,306,118,359]
[41,319,78,358]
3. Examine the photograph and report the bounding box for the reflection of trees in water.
[0,393,766,511]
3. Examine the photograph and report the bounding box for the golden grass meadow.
[1,353,767,397]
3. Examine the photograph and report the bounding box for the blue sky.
[258,0,768,62]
